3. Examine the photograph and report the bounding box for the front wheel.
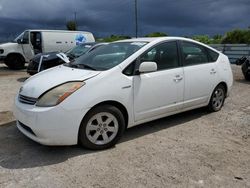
[5,55,25,70]
[208,84,226,112]
[78,105,125,150]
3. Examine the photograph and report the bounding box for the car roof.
[116,37,199,43]
[115,37,221,53]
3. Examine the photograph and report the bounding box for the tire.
[78,105,126,150]
[244,73,250,81]
[208,84,226,112]
[5,54,25,70]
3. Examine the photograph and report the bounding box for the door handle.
[173,75,183,82]
[210,69,217,74]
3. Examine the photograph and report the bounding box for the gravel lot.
[0,63,249,188]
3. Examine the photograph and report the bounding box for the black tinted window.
[207,48,219,62]
[123,61,136,76]
[22,31,29,44]
[140,41,179,70]
[182,42,209,66]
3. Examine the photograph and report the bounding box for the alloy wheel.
[85,112,119,145]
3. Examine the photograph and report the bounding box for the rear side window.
[207,48,219,62]
[140,41,179,71]
[181,41,209,66]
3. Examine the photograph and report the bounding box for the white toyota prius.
[14,37,233,150]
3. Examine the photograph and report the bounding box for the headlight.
[36,82,84,107]
[0,49,4,54]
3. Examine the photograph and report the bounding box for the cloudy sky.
[0,0,249,41]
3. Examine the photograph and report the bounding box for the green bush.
[98,35,131,42]
[144,32,168,37]
[222,29,250,44]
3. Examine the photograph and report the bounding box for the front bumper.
[14,96,89,146]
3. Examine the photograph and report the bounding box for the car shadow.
[17,77,29,82]
[235,78,250,85]
[0,108,207,170]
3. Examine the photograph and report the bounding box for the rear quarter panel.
[216,54,233,95]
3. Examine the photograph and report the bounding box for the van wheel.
[79,105,125,150]
[5,55,25,70]
[208,84,226,112]
[244,72,250,81]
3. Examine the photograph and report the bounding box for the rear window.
[207,48,219,62]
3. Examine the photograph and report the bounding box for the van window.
[181,41,209,66]
[22,31,29,44]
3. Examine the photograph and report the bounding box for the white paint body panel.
[14,37,233,146]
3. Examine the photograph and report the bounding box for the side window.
[22,31,29,44]
[181,42,209,66]
[123,61,136,76]
[140,41,179,71]
[207,48,219,62]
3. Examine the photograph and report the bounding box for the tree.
[66,21,77,31]
[192,35,212,44]
[212,34,223,44]
[98,35,131,42]
[144,32,167,37]
[221,29,250,44]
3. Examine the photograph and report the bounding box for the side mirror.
[17,39,22,44]
[139,61,157,73]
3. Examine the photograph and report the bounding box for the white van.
[0,30,95,69]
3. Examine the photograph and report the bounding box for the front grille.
[18,121,36,136]
[19,94,37,105]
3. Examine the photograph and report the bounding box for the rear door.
[133,41,184,122]
[180,41,219,108]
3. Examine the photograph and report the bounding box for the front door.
[133,41,184,122]
[21,31,34,60]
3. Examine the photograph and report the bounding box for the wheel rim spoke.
[105,117,113,125]
[92,132,100,143]
[96,115,103,124]
[107,126,116,132]
[87,124,98,131]
[102,132,109,141]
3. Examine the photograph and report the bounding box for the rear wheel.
[79,105,125,150]
[208,84,226,112]
[5,54,25,70]
[243,72,250,81]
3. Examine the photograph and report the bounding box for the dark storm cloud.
[0,0,249,41]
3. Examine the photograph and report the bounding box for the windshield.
[67,41,148,71]
[66,43,96,58]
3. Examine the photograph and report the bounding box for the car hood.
[20,65,101,98]
[0,42,17,48]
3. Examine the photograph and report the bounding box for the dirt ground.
[0,63,249,188]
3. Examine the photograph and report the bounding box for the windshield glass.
[13,32,24,42]
[67,43,96,58]
[68,41,148,71]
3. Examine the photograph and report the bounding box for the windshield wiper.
[67,53,76,59]
[77,64,96,70]
[66,63,96,70]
